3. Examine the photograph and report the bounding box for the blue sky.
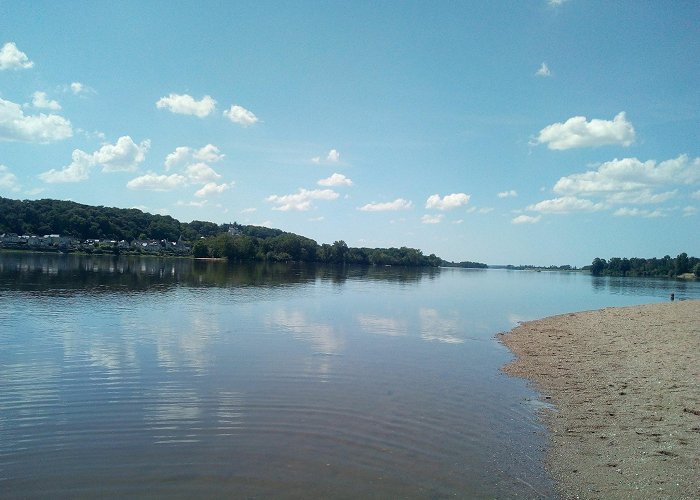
[1,1,698,265]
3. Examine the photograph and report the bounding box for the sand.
[499,300,700,500]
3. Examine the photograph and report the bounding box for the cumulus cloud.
[177,199,208,208]
[164,144,224,170]
[70,82,85,94]
[421,214,444,224]
[194,181,233,198]
[682,206,697,217]
[127,173,188,191]
[535,62,551,77]
[266,188,339,211]
[467,206,494,214]
[94,136,150,172]
[553,155,700,194]
[512,215,541,224]
[604,189,677,205]
[536,112,635,150]
[425,193,470,210]
[0,97,72,142]
[692,190,700,200]
[156,93,216,117]
[523,155,699,219]
[527,196,605,214]
[223,104,258,126]
[39,136,150,183]
[0,42,34,70]
[0,164,20,191]
[359,198,413,212]
[183,162,221,184]
[32,91,61,110]
[326,149,340,162]
[613,207,666,218]
[318,173,353,187]
[39,150,93,183]
[241,207,257,214]
[497,190,518,198]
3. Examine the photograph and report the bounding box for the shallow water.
[1,253,698,498]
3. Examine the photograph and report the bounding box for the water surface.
[1,253,698,498]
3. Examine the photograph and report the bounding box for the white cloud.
[535,62,551,77]
[326,149,340,162]
[177,199,208,208]
[94,136,150,172]
[536,112,635,150]
[318,173,353,187]
[39,150,93,183]
[241,207,257,214]
[64,82,95,96]
[553,155,700,195]
[0,165,20,191]
[682,206,697,217]
[156,93,216,117]
[266,188,339,211]
[497,190,518,198]
[39,136,150,182]
[452,219,464,224]
[425,193,470,210]
[613,207,666,218]
[183,162,221,184]
[0,42,34,70]
[0,97,72,142]
[223,104,258,126]
[512,215,541,224]
[127,173,188,191]
[311,156,321,164]
[604,189,677,205]
[692,190,700,200]
[466,206,494,214]
[194,181,233,198]
[164,143,225,172]
[32,91,61,110]
[359,198,413,212]
[421,214,444,224]
[527,196,605,214]
[548,0,569,6]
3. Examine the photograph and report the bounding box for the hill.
[0,197,456,267]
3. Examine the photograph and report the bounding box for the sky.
[0,1,698,266]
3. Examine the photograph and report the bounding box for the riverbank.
[499,300,700,499]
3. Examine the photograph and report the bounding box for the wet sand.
[499,300,699,499]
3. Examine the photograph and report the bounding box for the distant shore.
[499,301,699,499]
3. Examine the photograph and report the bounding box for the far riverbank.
[499,301,700,499]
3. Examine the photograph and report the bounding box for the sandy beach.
[499,300,700,500]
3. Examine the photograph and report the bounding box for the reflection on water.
[1,253,699,498]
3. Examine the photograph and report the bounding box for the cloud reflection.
[419,308,464,344]
[267,309,343,377]
[356,314,407,337]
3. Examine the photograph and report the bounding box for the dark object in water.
[671,293,675,301]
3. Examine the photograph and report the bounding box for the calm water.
[1,253,698,499]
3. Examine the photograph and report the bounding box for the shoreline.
[499,300,699,499]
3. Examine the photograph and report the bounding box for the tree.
[590,258,607,276]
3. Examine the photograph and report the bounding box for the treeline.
[0,197,444,267]
[441,260,488,269]
[193,234,443,267]
[588,253,700,277]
